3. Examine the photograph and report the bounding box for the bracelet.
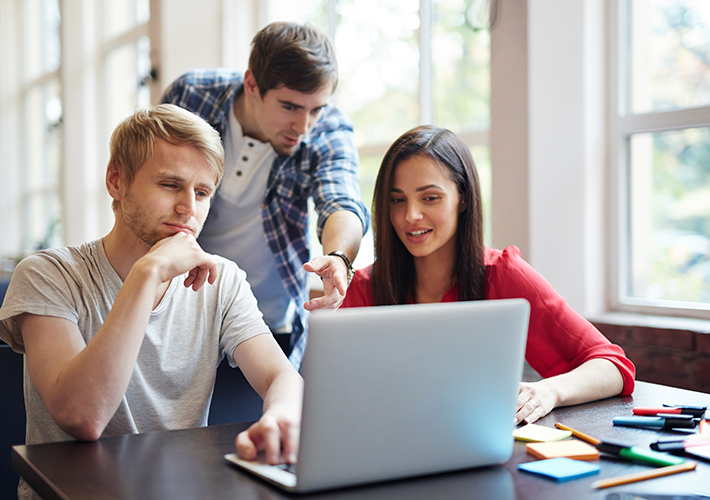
[327,251,354,284]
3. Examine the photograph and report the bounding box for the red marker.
[633,406,706,418]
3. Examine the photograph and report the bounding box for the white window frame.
[609,0,710,320]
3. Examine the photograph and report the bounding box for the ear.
[459,198,466,214]
[243,69,261,99]
[106,161,123,202]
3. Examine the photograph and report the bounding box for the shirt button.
[242,156,248,161]
[236,170,243,176]
[248,142,254,147]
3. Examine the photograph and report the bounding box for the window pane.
[266,0,326,26]
[628,127,710,304]
[104,0,150,39]
[22,79,63,254]
[432,0,490,131]
[104,37,152,133]
[629,0,710,114]
[23,0,60,81]
[470,144,491,246]
[336,0,420,148]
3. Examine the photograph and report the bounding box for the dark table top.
[13,381,710,500]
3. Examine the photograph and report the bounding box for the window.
[0,0,156,274]
[265,0,492,267]
[612,0,710,318]
[17,0,62,264]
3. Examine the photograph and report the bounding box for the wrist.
[327,251,354,284]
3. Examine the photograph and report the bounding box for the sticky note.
[686,444,710,461]
[513,423,572,442]
[518,457,601,482]
[526,440,600,460]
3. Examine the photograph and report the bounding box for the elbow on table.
[54,411,108,442]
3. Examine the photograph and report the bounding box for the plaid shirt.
[161,69,369,367]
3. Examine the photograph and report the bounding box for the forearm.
[320,210,364,263]
[539,358,624,408]
[25,262,162,440]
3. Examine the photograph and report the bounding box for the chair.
[207,360,263,425]
[1,278,25,500]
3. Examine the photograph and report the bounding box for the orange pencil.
[554,422,601,446]
[591,461,697,489]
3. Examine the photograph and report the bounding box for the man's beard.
[121,191,201,247]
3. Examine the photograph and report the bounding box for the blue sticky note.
[518,457,600,482]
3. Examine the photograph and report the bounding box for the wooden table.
[12,381,710,500]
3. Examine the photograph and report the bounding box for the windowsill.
[588,311,710,334]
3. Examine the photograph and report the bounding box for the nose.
[292,111,310,135]
[405,201,423,223]
[175,190,196,218]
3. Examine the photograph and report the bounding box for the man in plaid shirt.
[161,22,369,369]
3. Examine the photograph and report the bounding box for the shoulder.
[15,241,98,277]
[484,245,555,300]
[305,105,356,150]
[161,69,243,124]
[165,68,243,93]
[341,265,374,308]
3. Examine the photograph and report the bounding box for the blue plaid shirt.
[161,69,370,368]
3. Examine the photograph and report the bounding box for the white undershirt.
[197,107,295,333]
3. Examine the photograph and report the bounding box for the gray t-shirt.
[0,238,269,443]
[1,239,270,499]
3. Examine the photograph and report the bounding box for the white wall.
[489,0,606,316]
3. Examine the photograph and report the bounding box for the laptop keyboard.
[276,463,297,475]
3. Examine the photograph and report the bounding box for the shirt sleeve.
[485,246,636,395]
[0,252,81,353]
[308,107,371,240]
[216,260,272,367]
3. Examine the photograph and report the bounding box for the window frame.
[609,0,710,320]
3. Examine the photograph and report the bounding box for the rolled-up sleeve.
[485,246,636,395]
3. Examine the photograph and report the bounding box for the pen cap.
[596,441,630,455]
[662,416,700,429]
[650,441,685,453]
[666,405,707,417]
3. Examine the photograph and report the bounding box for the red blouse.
[341,246,635,395]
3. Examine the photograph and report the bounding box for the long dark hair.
[372,125,486,305]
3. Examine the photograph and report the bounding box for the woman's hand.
[514,381,559,425]
[514,359,625,425]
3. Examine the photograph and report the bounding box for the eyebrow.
[156,172,216,192]
[278,99,304,110]
[391,184,445,193]
[277,99,327,111]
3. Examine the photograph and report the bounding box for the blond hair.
[108,104,224,211]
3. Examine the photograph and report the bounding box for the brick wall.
[593,321,710,394]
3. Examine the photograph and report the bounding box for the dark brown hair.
[372,125,486,305]
[249,22,338,96]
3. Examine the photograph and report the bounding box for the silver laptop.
[225,298,530,493]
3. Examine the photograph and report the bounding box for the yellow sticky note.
[526,440,600,460]
[513,423,572,442]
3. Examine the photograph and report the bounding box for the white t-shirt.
[197,108,296,333]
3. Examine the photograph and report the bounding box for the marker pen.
[596,440,686,467]
[613,414,700,430]
[633,406,707,418]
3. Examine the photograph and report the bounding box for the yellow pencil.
[591,461,697,489]
[554,422,601,446]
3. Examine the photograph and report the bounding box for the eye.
[423,195,440,202]
[282,104,295,111]
[390,197,405,205]
[311,106,325,116]
[161,182,178,189]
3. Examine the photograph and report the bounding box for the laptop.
[225,298,530,493]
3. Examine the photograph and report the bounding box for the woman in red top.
[340,125,635,425]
